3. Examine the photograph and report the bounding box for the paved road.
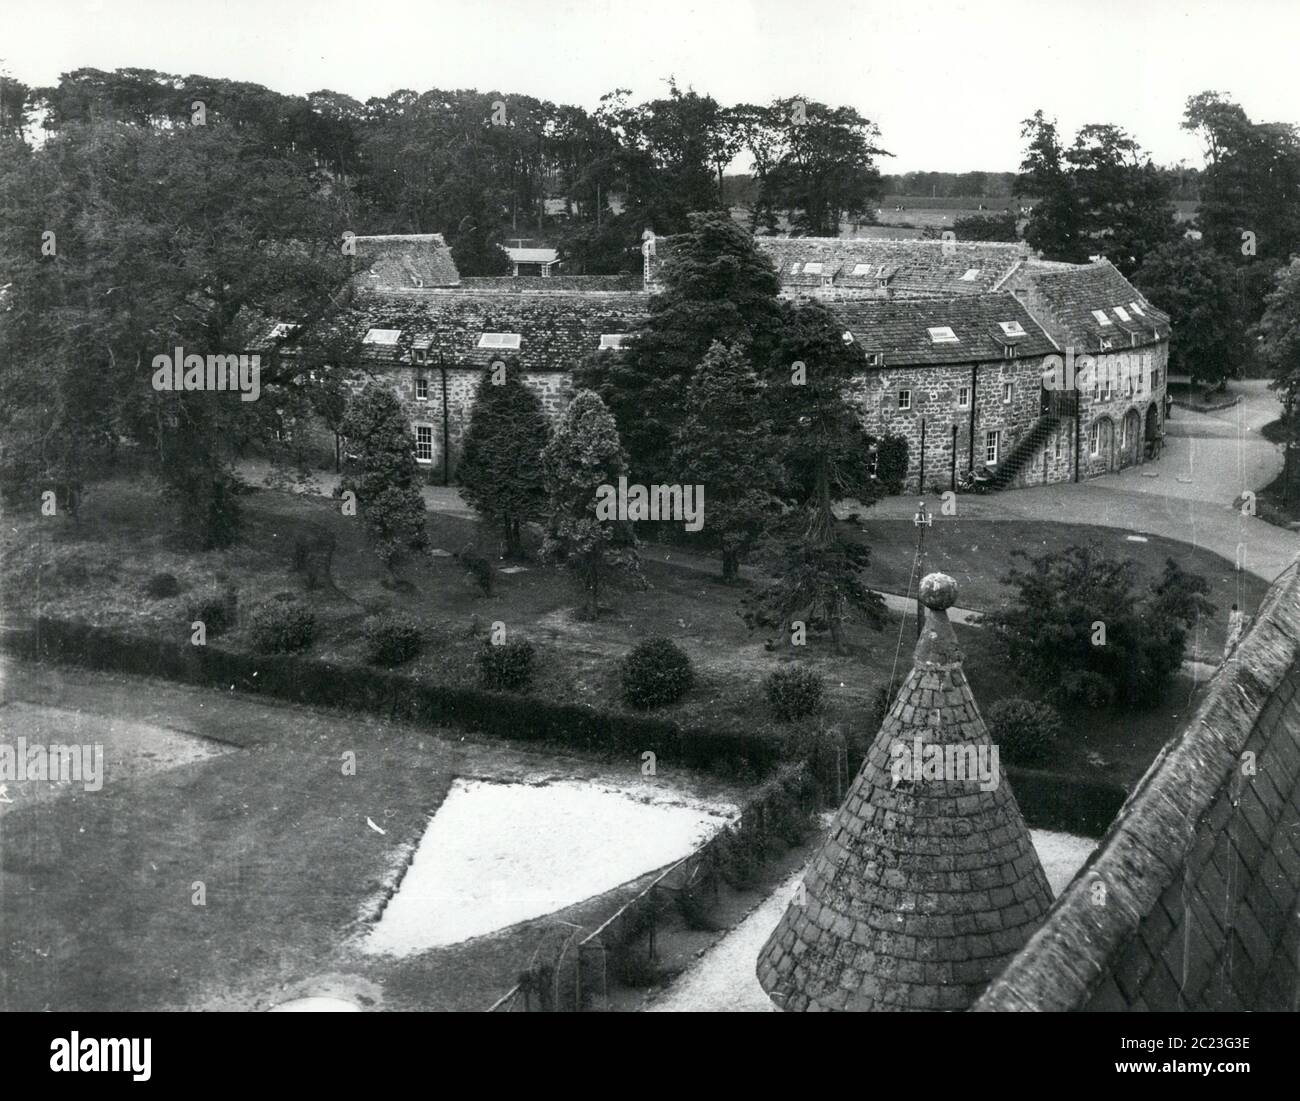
[870,379,1295,584]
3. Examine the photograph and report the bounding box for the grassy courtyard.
[1,474,1264,790]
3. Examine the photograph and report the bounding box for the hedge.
[1004,765,1126,838]
[6,618,1129,835]
[10,618,787,776]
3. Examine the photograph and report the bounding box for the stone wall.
[852,353,1064,494]
[355,340,1166,493]
[354,366,571,481]
[975,557,1300,1012]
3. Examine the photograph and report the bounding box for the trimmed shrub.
[13,617,791,777]
[876,434,909,495]
[986,698,1062,765]
[621,637,694,710]
[144,572,181,599]
[477,638,536,691]
[363,613,423,667]
[764,666,824,722]
[186,588,236,638]
[249,600,316,654]
[458,544,493,595]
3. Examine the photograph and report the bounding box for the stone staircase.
[988,413,1061,491]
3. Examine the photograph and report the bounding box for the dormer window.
[1100,337,1113,351]
[927,326,959,344]
[478,333,521,350]
[1091,310,1113,327]
[1004,343,1018,359]
[1130,332,1140,348]
[599,334,626,351]
[866,351,883,367]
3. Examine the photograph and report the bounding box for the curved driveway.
[869,380,1296,583]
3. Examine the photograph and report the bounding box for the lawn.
[1,473,1251,790]
[0,660,744,1012]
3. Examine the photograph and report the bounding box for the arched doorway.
[1144,402,1160,445]
[1120,409,1142,468]
[1090,416,1117,473]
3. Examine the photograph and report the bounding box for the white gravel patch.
[645,827,1097,1013]
[362,778,733,956]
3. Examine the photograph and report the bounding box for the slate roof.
[832,293,1058,366]
[977,556,1300,1012]
[305,289,649,370]
[460,274,643,293]
[757,575,1055,1012]
[756,238,1027,297]
[505,247,559,265]
[1020,259,1170,349]
[350,234,461,290]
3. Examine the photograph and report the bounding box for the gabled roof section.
[350,233,461,290]
[977,557,1300,1012]
[293,290,649,370]
[832,293,1058,366]
[1022,259,1170,348]
[756,238,1028,297]
[505,247,559,265]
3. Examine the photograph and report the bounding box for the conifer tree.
[338,383,428,569]
[674,341,784,580]
[540,390,640,617]
[458,362,551,557]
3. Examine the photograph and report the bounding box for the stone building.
[835,293,1064,493]
[755,573,1055,1011]
[1003,258,1172,478]
[318,286,646,478]
[278,232,1171,494]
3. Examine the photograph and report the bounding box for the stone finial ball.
[919,572,958,610]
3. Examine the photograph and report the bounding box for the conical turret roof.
[757,573,1054,1011]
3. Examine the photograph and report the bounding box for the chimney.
[755,572,1055,1011]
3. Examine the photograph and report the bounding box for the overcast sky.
[3,0,1298,173]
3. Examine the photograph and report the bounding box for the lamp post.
[913,500,932,639]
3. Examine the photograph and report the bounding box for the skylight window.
[599,334,626,350]
[928,326,960,344]
[852,263,873,276]
[1130,301,1146,316]
[478,333,521,350]
[961,268,981,281]
[1091,310,1113,326]
[1113,305,1132,322]
[998,321,1026,337]
[269,322,298,340]
[802,262,824,275]
[789,262,802,274]
[362,328,402,345]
